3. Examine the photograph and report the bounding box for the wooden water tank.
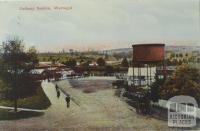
[132,44,165,64]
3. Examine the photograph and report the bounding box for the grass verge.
[0,83,51,110]
[0,81,51,120]
[0,109,44,120]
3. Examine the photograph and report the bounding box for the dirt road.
[55,78,170,130]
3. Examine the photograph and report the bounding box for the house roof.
[35,62,66,68]
[35,63,49,68]
[29,69,45,74]
[51,63,66,67]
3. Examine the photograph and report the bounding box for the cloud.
[0,0,199,52]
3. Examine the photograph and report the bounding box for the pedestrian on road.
[57,90,60,98]
[65,96,70,108]
[55,84,59,90]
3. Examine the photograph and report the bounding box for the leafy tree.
[81,60,90,68]
[121,58,129,67]
[27,46,38,64]
[56,57,60,62]
[25,46,39,71]
[48,56,55,63]
[197,58,200,63]
[104,53,109,60]
[150,74,165,102]
[113,52,127,60]
[172,59,178,65]
[179,53,183,58]
[166,58,171,66]
[96,57,106,66]
[52,58,56,64]
[105,65,114,75]
[170,53,175,59]
[183,58,188,64]
[161,65,200,104]
[42,57,46,61]
[0,38,38,112]
[0,58,4,76]
[178,60,182,65]
[63,59,77,67]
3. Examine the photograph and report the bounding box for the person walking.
[55,84,59,90]
[57,90,60,98]
[65,95,70,108]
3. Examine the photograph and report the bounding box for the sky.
[0,0,199,52]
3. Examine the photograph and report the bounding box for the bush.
[161,64,200,104]
[96,57,106,66]
[150,74,165,102]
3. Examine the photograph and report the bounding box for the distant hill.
[165,45,200,52]
[100,45,200,54]
[99,48,132,55]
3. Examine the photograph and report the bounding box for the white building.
[29,69,46,74]
[127,67,156,86]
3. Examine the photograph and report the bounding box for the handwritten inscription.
[19,6,72,11]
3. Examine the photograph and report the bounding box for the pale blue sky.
[0,0,199,52]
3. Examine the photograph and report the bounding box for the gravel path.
[55,79,170,130]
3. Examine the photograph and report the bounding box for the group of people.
[55,84,71,108]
